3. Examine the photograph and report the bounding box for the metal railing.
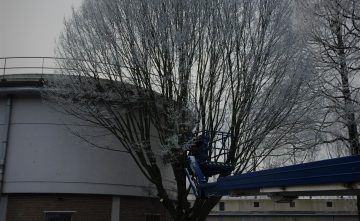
[0,56,136,80]
[0,57,62,79]
[191,130,232,164]
[0,56,187,91]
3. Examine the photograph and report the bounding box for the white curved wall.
[1,93,176,197]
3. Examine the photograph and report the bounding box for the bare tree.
[340,0,360,41]
[301,0,360,218]
[305,0,360,156]
[46,0,313,220]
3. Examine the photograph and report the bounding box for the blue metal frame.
[190,155,360,198]
[185,156,206,197]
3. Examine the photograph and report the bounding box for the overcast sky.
[0,0,83,57]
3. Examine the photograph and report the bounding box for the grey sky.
[0,0,83,57]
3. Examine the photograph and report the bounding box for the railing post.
[41,57,45,78]
[2,58,6,80]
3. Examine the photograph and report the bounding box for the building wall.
[6,194,112,221]
[0,76,175,221]
[0,93,175,197]
[208,198,358,221]
[5,194,170,221]
[213,198,357,212]
[120,196,171,221]
[0,95,8,185]
[207,215,357,221]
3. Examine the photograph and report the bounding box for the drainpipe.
[0,94,13,221]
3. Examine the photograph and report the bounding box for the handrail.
[0,56,126,79]
[1,57,60,78]
[0,56,177,85]
[0,56,64,60]
[0,56,126,67]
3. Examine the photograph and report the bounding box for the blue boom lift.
[185,131,360,199]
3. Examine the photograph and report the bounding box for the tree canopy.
[48,0,318,220]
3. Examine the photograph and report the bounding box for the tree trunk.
[336,19,360,221]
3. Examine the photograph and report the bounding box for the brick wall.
[6,194,112,221]
[6,194,171,221]
[120,196,171,221]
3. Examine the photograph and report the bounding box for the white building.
[0,71,175,221]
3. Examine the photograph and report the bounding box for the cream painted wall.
[208,198,357,221]
[213,199,357,212]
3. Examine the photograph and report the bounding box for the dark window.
[219,202,225,211]
[289,202,295,208]
[146,214,160,221]
[254,202,260,207]
[326,201,333,207]
[45,213,73,221]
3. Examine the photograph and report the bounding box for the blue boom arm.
[185,132,360,198]
[200,155,360,197]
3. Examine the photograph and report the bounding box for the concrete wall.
[208,198,358,221]
[213,198,357,212]
[0,93,176,197]
[207,215,357,221]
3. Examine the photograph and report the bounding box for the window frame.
[144,213,161,221]
[219,202,225,211]
[289,201,296,208]
[326,201,333,208]
[43,211,76,221]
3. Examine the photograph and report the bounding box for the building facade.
[0,74,175,221]
[208,196,358,221]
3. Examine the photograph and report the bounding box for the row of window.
[218,201,333,211]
